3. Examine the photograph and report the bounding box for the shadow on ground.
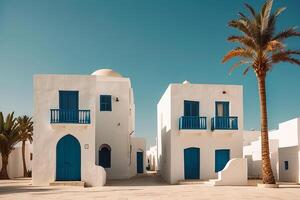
[106,173,169,187]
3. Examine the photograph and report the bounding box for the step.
[49,181,85,187]
[178,180,207,185]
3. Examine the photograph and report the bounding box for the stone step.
[49,181,85,187]
[178,180,208,185]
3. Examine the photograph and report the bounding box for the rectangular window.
[184,100,199,116]
[100,95,112,111]
[284,161,289,170]
[215,101,229,117]
[215,149,230,172]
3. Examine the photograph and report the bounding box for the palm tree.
[0,112,21,179]
[222,0,300,184]
[17,116,33,177]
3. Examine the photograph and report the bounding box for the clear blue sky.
[0,0,299,146]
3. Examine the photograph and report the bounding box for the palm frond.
[244,3,257,18]
[261,0,273,32]
[229,60,251,74]
[273,27,300,41]
[228,35,257,50]
[222,47,254,63]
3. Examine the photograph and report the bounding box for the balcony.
[179,116,207,130]
[211,117,238,130]
[50,109,91,124]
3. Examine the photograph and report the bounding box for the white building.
[0,142,33,178]
[146,145,157,171]
[157,81,244,184]
[243,118,300,183]
[33,69,145,187]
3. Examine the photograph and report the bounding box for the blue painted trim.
[50,109,91,124]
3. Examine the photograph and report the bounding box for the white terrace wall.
[130,137,146,176]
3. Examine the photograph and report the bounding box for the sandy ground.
[1,174,300,200]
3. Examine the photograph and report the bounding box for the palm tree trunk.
[22,140,28,177]
[257,75,276,184]
[0,153,9,179]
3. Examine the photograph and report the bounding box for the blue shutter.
[137,152,144,173]
[184,101,199,116]
[100,95,112,111]
[223,102,229,117]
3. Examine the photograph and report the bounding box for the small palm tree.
[17,116,33,177]
[0,112,20,179]
[222,0,300,184]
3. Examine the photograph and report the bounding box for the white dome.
[182,80,190,84]
[91,69,122,77]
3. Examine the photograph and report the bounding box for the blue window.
[99,144,111,168]
[284,161,289,170]
[215,101,229,117]
[184,100,199,116]
[100,95,112,111]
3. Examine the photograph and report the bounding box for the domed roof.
[91,69,122,77]
[182,80,190,84]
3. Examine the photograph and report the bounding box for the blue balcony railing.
[211,116,238,130]
[50,109,91,124]
[179,116,207,130]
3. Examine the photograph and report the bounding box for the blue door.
[59,91,79,123]
[137,152,144,173]
[56,135,81,181]
[215,149,230,172]
[184,148,200,179]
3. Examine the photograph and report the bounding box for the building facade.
[157,81,243,184]
[33,69,145,187]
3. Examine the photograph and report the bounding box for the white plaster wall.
[214,158,248,186]
[276,118,299,148]
[33,75,105,186]
[95,77,134,179]
[243,136,279,180]
[130,137,146,177]
[0,142,33,178]
[157,86,172,182]
[278,146,299,183]
[243,130,260,146]
[158,83,244,184]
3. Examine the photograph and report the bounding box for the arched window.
[99,144,111,168]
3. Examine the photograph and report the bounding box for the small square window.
[100,95,112,111]
[30,153,33,161]
[284,161,289,170]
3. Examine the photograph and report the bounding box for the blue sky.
[0,0,299,146]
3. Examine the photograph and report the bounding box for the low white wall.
[214,158,248,186]
[0,142,32,178]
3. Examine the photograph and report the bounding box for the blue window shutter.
[184,100,199,116]
[215,149,230,172]
[223,102,229,117]
[100,95,112,111]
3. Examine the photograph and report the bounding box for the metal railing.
[211,116,238,130]
[50,109,91,124]
[179,116,207,130]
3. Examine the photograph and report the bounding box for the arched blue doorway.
[184,147,200,179]
[56,134,81,181]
